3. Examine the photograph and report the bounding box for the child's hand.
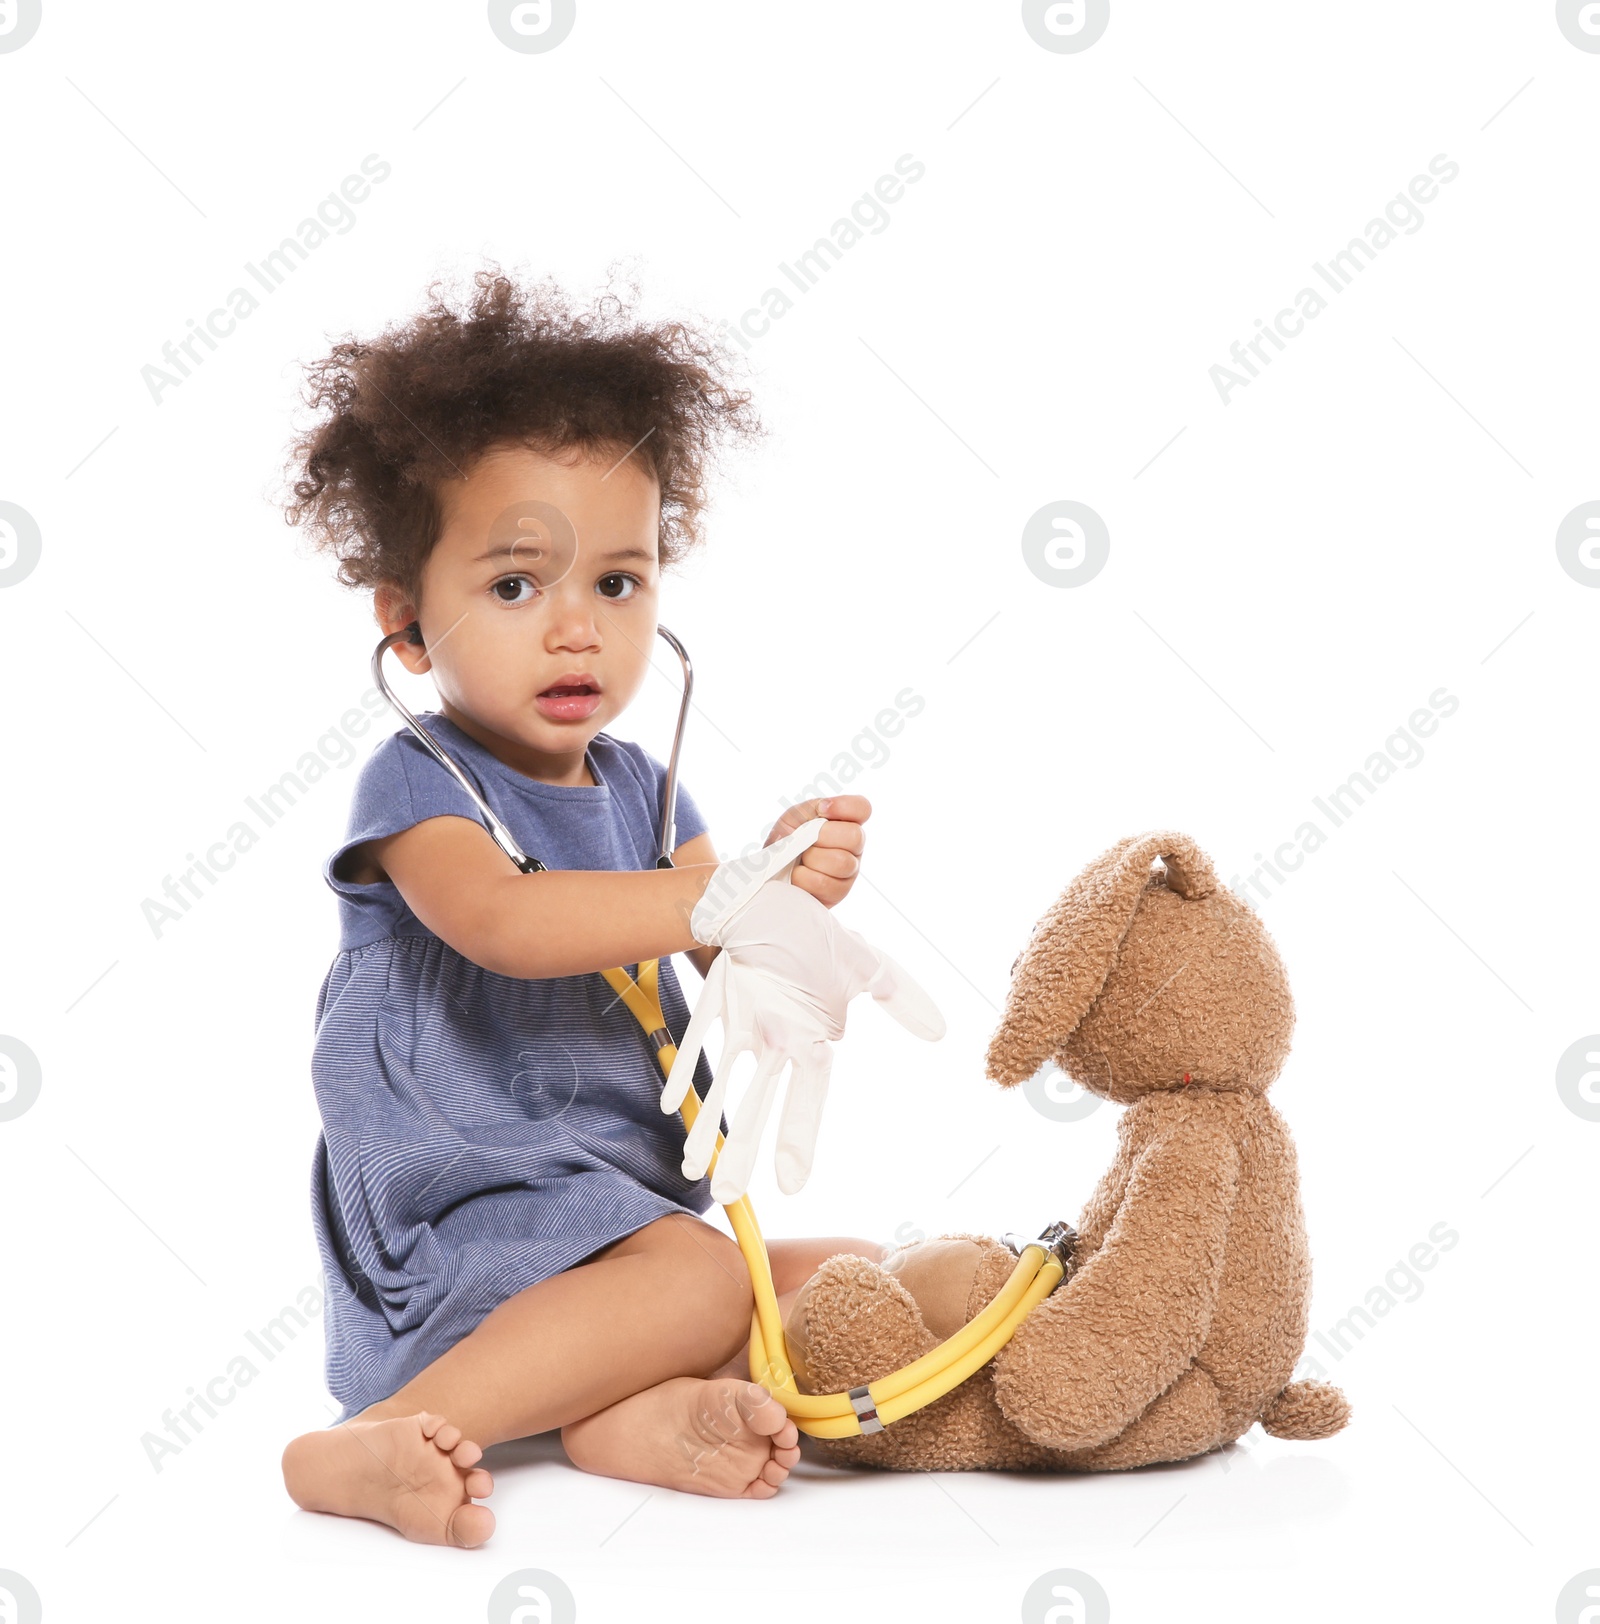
[764,796,868,908]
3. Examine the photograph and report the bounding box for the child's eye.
[598,572,641,601]
[491,574,539,605]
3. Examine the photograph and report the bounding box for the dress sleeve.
[669,773,709,851]
[322,727,492,902]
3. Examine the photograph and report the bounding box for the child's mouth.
[534,682,601,722]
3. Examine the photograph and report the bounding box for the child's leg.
[282,1212,774,1542]
[356,1211,759,1438]
[706,1234,887,1382]
[559,1234,885,1492]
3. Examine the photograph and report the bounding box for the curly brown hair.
[279,263,764,605]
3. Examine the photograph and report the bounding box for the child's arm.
[346,793,875,982]
[666,831,723,981]
[347,815,719,980]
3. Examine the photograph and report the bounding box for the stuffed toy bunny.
[782,830,1351,1472]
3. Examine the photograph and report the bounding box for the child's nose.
[540,586,603,643]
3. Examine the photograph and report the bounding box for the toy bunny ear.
[984,831,1217,1088]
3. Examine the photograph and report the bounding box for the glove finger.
[773,1039,832,1196]
[681,1028,745,1180]
[660,952,727,1113]
[689,967,765,1182]
[863,946,947,1041]
[708,1042,790,1204]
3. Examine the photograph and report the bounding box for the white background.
[1,2,1595,1620]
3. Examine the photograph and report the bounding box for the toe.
[759,1459,788,1486]
[449,1437,483,1468]
[432,1423,463,1454]
[739,1384,795,1438]
[448,1501,496,1548]
[774,1444,801,1467]
[417,1413,443,1438]
[464,1467,494,1498]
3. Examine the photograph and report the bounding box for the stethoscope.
[369,621,1075,1439]
[371,620,693,875]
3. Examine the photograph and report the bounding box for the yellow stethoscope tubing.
[599,959,1067,1438]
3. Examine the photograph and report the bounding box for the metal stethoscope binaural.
[369,621,1075,1439]
[372,619,694,876]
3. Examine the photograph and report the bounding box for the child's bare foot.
[560,1377,802,1499]
[281,1411,495,1547]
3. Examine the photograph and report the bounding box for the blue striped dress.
[308,710,721,1421]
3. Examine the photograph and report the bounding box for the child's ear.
[374,583,431,675]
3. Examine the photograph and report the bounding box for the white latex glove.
[661,874,946,1202]
[687,817,830,946]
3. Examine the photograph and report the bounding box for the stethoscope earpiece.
[405,620,424,647]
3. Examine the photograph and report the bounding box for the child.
[275,268,893,1545]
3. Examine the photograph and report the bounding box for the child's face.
[375,440,662,782]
